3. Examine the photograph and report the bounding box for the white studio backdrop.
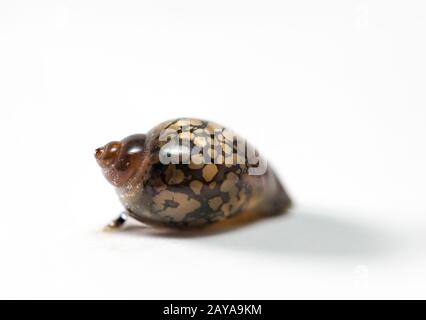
[0,1,425,299]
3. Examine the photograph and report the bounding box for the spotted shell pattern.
[96,118,291,227]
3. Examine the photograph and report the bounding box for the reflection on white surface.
[201,210,391,258]
[121,206,395,259]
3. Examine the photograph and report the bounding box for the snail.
[95,118,291,230]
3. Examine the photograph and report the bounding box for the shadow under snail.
[95,118,292,231]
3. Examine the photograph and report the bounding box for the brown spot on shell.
[168,169,185,185]
[190,180,203,195]
[224,143,233,156]
[191,153,205,165]
[189,162,204,170]
[153,190,201,221]
[227,172,239,181]
[221,203,232,217]
[202,164,218,182]
[216,133,225,142]
[174,119,192,127]
[193,128,210,137]
[179,131,191,141]
[207,122,223,133]
[188,119,203,126]
[220,172,239,193]
[194,136,208,147]
[163,164,187,185]
[208,197,223,210]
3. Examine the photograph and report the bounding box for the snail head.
[95,134,146,187]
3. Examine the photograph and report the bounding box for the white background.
[1,0,426,299]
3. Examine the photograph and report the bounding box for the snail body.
[95,118,291,228]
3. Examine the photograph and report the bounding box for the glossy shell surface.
[98,118,291,227]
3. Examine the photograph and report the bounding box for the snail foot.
[103,212,128,232]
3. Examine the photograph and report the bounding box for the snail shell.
[95,118,291,228]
